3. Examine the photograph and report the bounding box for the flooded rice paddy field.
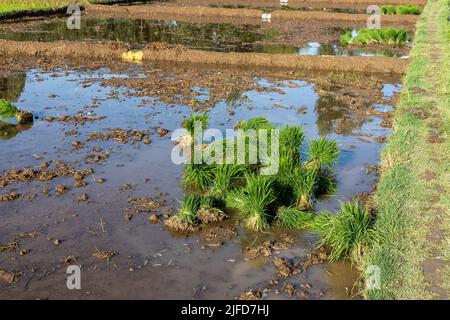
[0,16,410,57]
[0,1,408,299]
[0,60,400,299]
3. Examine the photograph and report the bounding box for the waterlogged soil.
[168,0,426,11]
[0,63,400,299]
[0,16,410,58]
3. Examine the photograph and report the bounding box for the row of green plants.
[341,28,409,46]
[165,114,375,261]
[381,5,422,15]
[0,0,152,14]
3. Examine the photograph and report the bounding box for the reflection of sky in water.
[1,70,399,213]
[298,41,403,57]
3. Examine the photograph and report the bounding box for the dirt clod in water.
[43,114,105,125]
[0,241,17,253]
[149,214,160,224]
[76,194,89,202]
[281,282,296,297]
[126,197,164,213]
[55,184,69,197]
[0,161,94,188]
[164,217,199,233]
[236,289,262,300]
[86,128,151,144]
[198,207,226,224]
[273,257,294,278]
[93,251,115,260]
[0,269,19,284]
[0,192,20,202]
[16,111,33,124]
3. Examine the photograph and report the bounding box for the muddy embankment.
[86,4,419,26]
[170,0,426,9]
[165,0,426,10]
[0,40,408,74]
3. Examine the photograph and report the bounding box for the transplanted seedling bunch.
[0,99,33,124]
[341,28,410,46]
[166,114,341,232]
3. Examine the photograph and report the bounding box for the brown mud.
[86,4,419,26]
[0,40,408,74]
[169,0,426,10]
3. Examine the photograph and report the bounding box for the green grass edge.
[361,0,450,300]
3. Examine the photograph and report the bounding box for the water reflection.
[0,73,26,101]
[315,94,364,136]
[0,121,33,140]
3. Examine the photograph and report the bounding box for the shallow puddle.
[0,66,399,299]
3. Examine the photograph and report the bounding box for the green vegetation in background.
[341,28,409,46]
[0,1,154,15]
[381,5,422,15]
[363,0,450,299]
[0,1,87,14]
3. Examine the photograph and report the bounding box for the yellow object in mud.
[121,50,144,62]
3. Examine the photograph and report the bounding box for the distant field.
[0,0,155,15]
[0,1,87,14]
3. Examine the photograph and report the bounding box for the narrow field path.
[364,0,449,299]
[419,1,450,300]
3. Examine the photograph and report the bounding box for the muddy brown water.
[0,65,400,299]
[0,17,406,57]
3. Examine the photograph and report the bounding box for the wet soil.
[85,4,419,27]
[0,39,408,74]
[169,0,426,11]
[0,61,399,299]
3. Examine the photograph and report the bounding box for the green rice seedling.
[0,99,19,120]
[235,117,276,166]
[381,5,421,15]
[279,125,304,162]
[305,137,340,171]
[288,167,318,210]
[209,164,247,200]
[341,28,409,46]
[307,210,333,233]
[165,193,202,232]
[182,164,215,192]
[235,117,274,131]
[315,171,337,195]
[314,202,375,261]
[276,206,316,229]
[177,194,202,224]
[228,173,276,231]
[340,31,353,46]
[182,112,209,137]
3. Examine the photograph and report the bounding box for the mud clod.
[93,251,115,260]
[236,289,262,300]
[0,192,20,202]
[198,207,227,224]
[0,269,19,284]
[273,257,293,278]
[55,185,69,196]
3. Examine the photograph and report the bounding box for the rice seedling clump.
[341,28,410,46]
[172,114,341,232]
[312,202,375,261]
[381,5,421,15]
[0,99,19,120]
